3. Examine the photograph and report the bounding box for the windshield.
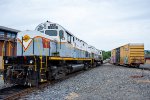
[45,30,57,36]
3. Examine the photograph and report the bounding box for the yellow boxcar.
[112,43,144,67]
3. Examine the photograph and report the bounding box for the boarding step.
[40,74,47,80]
[40,69,46,73]
[40,79,47,82]
[40,68,46,69]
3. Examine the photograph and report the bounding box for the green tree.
[145,50,150,54]
[102,51,111,60]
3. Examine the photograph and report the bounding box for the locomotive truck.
[3,21,103,86]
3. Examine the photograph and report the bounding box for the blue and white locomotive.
[3,21,103,86]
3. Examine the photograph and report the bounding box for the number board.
[48,24,58,29]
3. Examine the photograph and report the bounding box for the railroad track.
[111,63,150,71]
[0,66,97,100]
[0,85,31,100]
[138,67,150,71]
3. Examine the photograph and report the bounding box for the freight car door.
[116,48,120,65]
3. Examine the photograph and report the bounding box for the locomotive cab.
[35,21,67,43]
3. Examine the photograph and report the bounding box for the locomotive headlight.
[29,60,33,64]
[5,60,8,64]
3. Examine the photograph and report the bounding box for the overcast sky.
[0,0,150,51]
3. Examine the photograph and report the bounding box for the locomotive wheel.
[53,71,66,80]
[52,66,66,80]
[93,62,97,67]
[84,63,89,70]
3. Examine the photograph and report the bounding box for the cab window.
[7,32,12,38]
[67,33,71,43]
[45,30,57,36]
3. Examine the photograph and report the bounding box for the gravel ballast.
[21,63,150,100]
[0,75,13,89]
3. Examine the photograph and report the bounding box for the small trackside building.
[0,26,20,71]
[145,55,150,64]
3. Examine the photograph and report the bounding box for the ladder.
[39,56,47,82]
